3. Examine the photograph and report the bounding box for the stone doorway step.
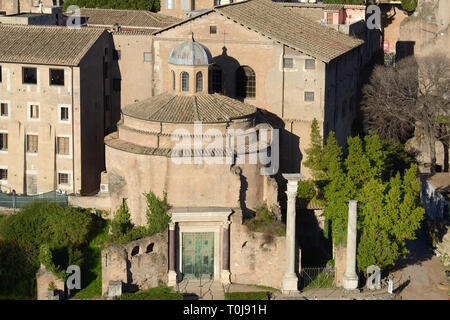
[176,280,225,300]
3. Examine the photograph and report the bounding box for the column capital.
[222,220,231,228]
[169,222,176,231]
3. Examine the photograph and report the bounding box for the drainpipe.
[71,66,75,194]
[281,45,285,118]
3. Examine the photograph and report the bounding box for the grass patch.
[225,292,268,300]
[301,271,335,291]
[71,219,110,299]
[250,284,281,293]
[120,286,183,300]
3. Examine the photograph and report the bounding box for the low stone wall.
[229,212,301,289]
[36,265,65,300]
[68,194,111,211]
[101,232,168,295]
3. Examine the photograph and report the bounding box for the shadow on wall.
[396,41,415,61]
[109,35,122,135]
[211,46,241,98]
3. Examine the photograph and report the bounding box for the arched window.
[236,66,255,98]
[196,72,203,92]
[172,71,175,90]
[181,72,189,92]
[212,65,222,93]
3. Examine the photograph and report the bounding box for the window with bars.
[304,91,315,101]
[23,67,37,84]
[210,26,217,34]
[181,72,189,92]
[57,137,70,155]
[196,72,203,92]
[50,69,64,86]
[305,59,316,70]
[58,173,69,185]
[60,106,69,121]
[30,105,39,119]
[0,169,7,180]
[0,133,7,151]
[236,66,256,98]
[0,103,8,117]
[212,66,222,93]
[27,135,38,153]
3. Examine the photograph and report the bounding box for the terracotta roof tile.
[0,25,105,66]
[122,92,256,123]
[79,8,182,29]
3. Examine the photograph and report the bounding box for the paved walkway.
[391,239,449,300]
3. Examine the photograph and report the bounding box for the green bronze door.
[182,232,214,280]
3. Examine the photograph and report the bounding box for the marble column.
[168,222,177,286]
[343,200,359,290]
[282,173,303,293]
[221,221,231,284]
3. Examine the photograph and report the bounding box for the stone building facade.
[0,25,109,195]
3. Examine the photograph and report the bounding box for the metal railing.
[0,190,68,209]
[299,266,336,290]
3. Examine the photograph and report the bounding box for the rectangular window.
[57,137,70,155]
[58,173,69,185]
[0,169,7,180]
[283,58,294,68]
[305,59,316,70]
[214,0,221,5]
[30,104,39,119]
[0,133,7,151]
[23,67,37,84]
[113,79,121,91]
[210,26,217,34]
[27,135,38,153]
[305,91,315,102]
[0,103,8,117]
[144,52,152,62]
[50,69,64,86]
[60,106,69,121]
[113,50,121,60]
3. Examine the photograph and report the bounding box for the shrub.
[244,203,285,244]
[110,198,132,239]
[401,0,418,12]
[145,191,171,235]
[297,179,316,208]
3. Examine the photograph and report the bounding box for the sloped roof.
[0,25,105,66]
[79,8,181,29]
[154,0,364,63]
[122,92,256,123]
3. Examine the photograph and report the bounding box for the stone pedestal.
[343,200,359,290]
[281,173,303,294]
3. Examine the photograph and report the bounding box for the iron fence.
[0,190,69,209]
[299,266,335,290]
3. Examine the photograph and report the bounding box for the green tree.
[110,198,132,238]
[145,191,171,235]
[401,0,418,12]
[303,122,425,271]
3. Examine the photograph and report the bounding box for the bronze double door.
[182,232,214,280]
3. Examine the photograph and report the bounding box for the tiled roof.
[323,4,344,11]
[0,25,105,66]
[122,92,256,123]
[155,0,364,63]
[79,8,182,29]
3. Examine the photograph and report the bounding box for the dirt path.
[392,239,449,300]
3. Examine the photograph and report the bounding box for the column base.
[168,270,177,287]
[282,273,299,293]
[221,270,231,284]
[343,272,358,290]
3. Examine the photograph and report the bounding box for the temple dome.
[168,39,212,66]
[122,92,256,123]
